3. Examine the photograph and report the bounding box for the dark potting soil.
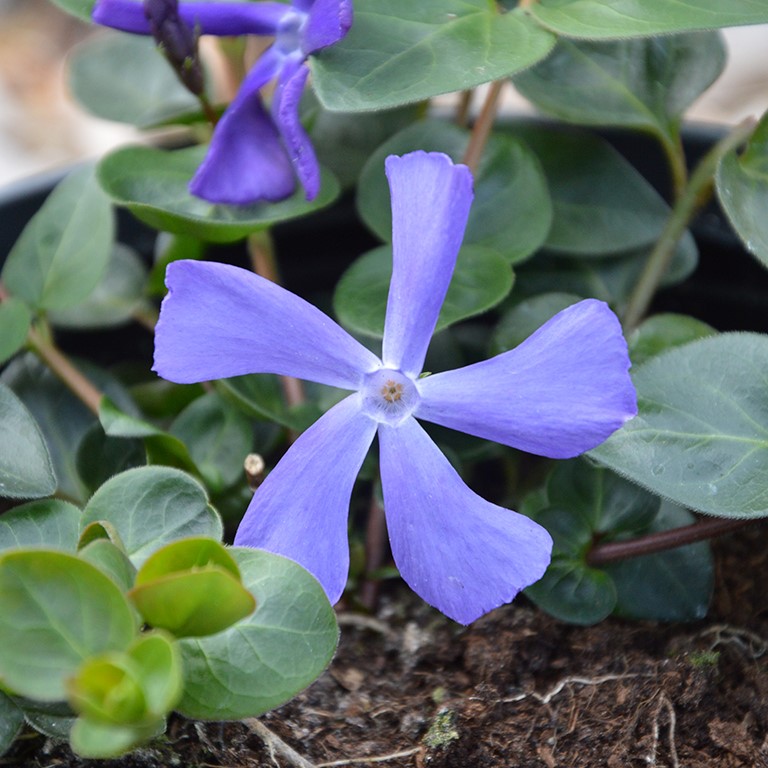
[7,522,768,768]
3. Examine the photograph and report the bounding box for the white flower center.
[360,368,420,426]
[276,10,306,54]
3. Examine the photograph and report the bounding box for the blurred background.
[0,0,766,191]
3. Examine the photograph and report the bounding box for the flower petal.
[189,48,297,204]
[381,152,473,377]
[273,59,320,200]
[379,418,552,625]
[153,260,381,388]
[416,299,637,459]
[301,0,354,54]
[93,0,288,36]
[234,395,377,604]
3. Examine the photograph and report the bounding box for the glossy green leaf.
[628,312,716,366]
[0,692,23,757]
[76,424,145,495]
[97,145,340,243]
[0,382,56,499]
[177,547,338,719]
[530,0,768,38]
[491,292,583,355]
[591,333,768,517]
[334,244,513,339]
[49,244,148,329]
[78,539,137,592]
[0,550,136,701]
[513,32,725,141]
[0,499,80,552]
[130,538,254,637]
[2,354,138,502]
[1,167,114,311]
[507,126,696,256]
[68,33,201,128]
[0,297,30,365]
[357,120,551,263]
[607,502,713,622]
[170,392,253,493]
[313,1,555,111]
[716,113,768,269]
[82,466,222,567]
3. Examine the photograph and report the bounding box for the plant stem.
[27,325,103,416]
[587,516,758,566]
[462,79,505,176]
[247,232,306,411]
[455,89,474,127]
[657,127,688,203]
[622,118,756,332]
[359,487,388,612]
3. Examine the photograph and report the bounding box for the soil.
[6,522,768,768]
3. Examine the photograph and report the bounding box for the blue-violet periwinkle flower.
[153,151,638,624]
[92,0,353,204]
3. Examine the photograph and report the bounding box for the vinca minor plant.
[2,0,768,760]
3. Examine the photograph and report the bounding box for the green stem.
[588,516,758,566]
[658,126,688,203]
[462,79,505,176]
[622,118,756,333]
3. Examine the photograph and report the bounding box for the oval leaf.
[97,145,340,243]
[0,499,81,552]
[0,692,23,757]
[0,550,136,701]
[0,297,31,366]
[177,547,338,720]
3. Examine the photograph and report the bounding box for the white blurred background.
[0,0,766,191]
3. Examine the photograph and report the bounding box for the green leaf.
[0,499,81,553]
[128,632,182,717]
[177,548,338,720]
[0,382,56,499]
[513,32,725,142]
[78,539,137,592]
[506,126,696,256]
[81,466,222,567]
[0,550,136,701]
[334,244,513,339]
[0,297,31,366]
[69,717,164,759]
[76,424,145,495]
[313,1,554,111]
[591,333,768,517]
[68,33,201,128]
[530,0,768,38]
[170,392,254,493]
[17,699,75,740]
[607,502,713,622]
[357,120,552,263]
[716,112,768,269]
[48,0,94,22]
[49,244,148,330]
[130,538,255,637]
[491,292,584,355]
[0,692,23,757]
[97,145,340,243]
[1,167,114,311]
[628,313,716,366]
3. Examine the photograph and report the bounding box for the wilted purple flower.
[92,0,353,204]
[153,151,637,624]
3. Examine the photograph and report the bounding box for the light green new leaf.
[513,32,725,140]
[70,718,164,759]
[0,499,80,553]
[530,0,768,39]
[0,382,56,499]
[97,145,340,243]
[178,548,338,720]
[82,466,222,568]
[1,167,114,311]
[591,333,768,517]
[0,297,31,366]
[334,244,513,339]
[312,1,555,111]
[357,120,552,264]
[68,33,201,128]
[716,112,768,270]
[0,550,136,701]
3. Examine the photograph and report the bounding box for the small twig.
[462,79,505,176]
[588,517,760,566]
[315,747,423,767]
[500,673,649,705]
[243,718,317,768]
[698,624,768,658]
[647,693,679,768]
[335,612,393,636]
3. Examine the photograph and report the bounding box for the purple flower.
[153,151,637,624]
[92,0,353,204]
